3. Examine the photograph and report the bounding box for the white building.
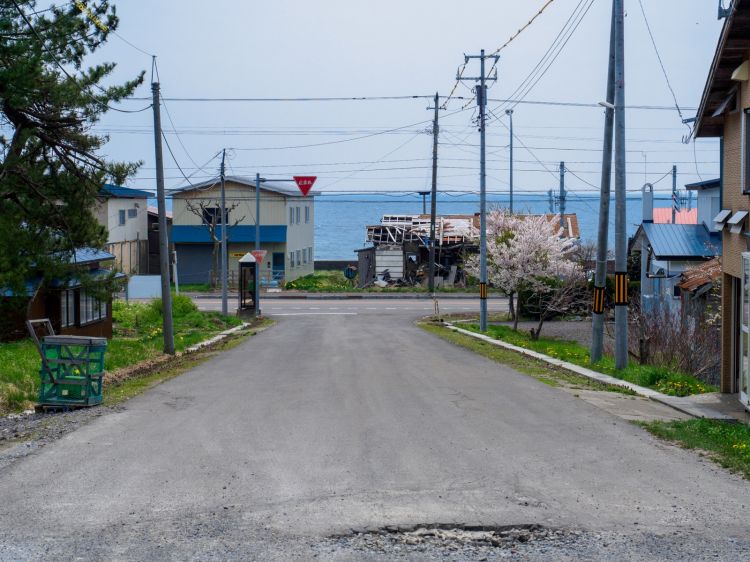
[170,176,315,285]
[95,184,151,274]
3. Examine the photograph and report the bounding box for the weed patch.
[638,419,750,480]
[463,324,714,397]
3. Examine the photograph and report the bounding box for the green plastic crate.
[38,336,107,407]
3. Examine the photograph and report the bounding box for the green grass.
[285,270,499,293]
[0,296,242,414]
[638,419,750,480]
[172,283,213,293]
[463,324,716,397]
[419,321,635,395]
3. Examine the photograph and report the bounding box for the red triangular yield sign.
[293,176,317,196]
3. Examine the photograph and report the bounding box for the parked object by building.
[170,176,315,286]
[693,0,750,404]
[95,184,150,275]
[0,249,124,341]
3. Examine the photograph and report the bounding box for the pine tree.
[0,0,144,294]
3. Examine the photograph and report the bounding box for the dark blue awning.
[171,225,287,244]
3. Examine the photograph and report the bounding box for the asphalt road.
[1,300,749,560]
[193,295,508,317]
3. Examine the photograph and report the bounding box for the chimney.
[642,183,654,223]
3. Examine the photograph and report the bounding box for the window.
[305,206,310,223]
[746,110,750,193]
[79,289,106,325]
[296,250,301,266]
[118,209,126,226]
[202,207,226,225]
[295,207,301,224]
[303,249,307,264]
[289,207,294,226]
[289,252,295,268]
[60,290,75,328]
[127,208,137,219]
[309,246,313,263]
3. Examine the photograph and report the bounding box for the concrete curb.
[184,323,250,354]
[444,322,735,422]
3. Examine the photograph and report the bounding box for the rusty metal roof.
[678,258,722,292]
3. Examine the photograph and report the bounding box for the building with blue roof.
[171,176,316,286]
[633,180,722,314]
[1,248,123,340]
[95,184,152,274]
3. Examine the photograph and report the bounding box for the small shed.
[1,249,124,341]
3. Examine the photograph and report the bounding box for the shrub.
[149,294,198,318]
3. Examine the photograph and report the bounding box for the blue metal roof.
[171,225,287,244]
[59,269,126,289]
[641,223,722,260]
[101,184,153,199]
[1,278,41,298]
[71,248,116,264]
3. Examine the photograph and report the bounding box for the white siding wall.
[285,198,315,280]
[172,181,315,283]
[97,197,148,243]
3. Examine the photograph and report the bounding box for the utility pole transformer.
[459,49,498,332]
[151,82,175,355]
[591,1,617,363]
[220,149,228,316]
[614,0,628,370]
[428,92,440,294]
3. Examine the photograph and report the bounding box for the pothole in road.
[327,523,571,557]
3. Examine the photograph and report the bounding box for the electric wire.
[10,0,151,114]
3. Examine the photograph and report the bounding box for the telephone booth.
[238,253,257,317]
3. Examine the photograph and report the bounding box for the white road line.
[272,312,357,316]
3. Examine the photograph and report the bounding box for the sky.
[77,0,727,198]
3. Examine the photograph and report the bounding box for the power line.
[10,1,151,114]
[636,0,686,126]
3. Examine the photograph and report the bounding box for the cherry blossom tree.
[465,210,581,331]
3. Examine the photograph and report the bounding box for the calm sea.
[314,193,691,260]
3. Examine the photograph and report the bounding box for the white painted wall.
[697,188,721,231]
[96,197,148,243]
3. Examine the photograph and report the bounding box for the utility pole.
[458,49,498,332]
[428,92,440,294]
[220,149,228,316]
[671,165,678,223]
[506,109,514,213]
[151,82,175,355]
[614,0,628,370]
[559,162,566,232]
[255,172,261,315]
[591,0,616,363]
